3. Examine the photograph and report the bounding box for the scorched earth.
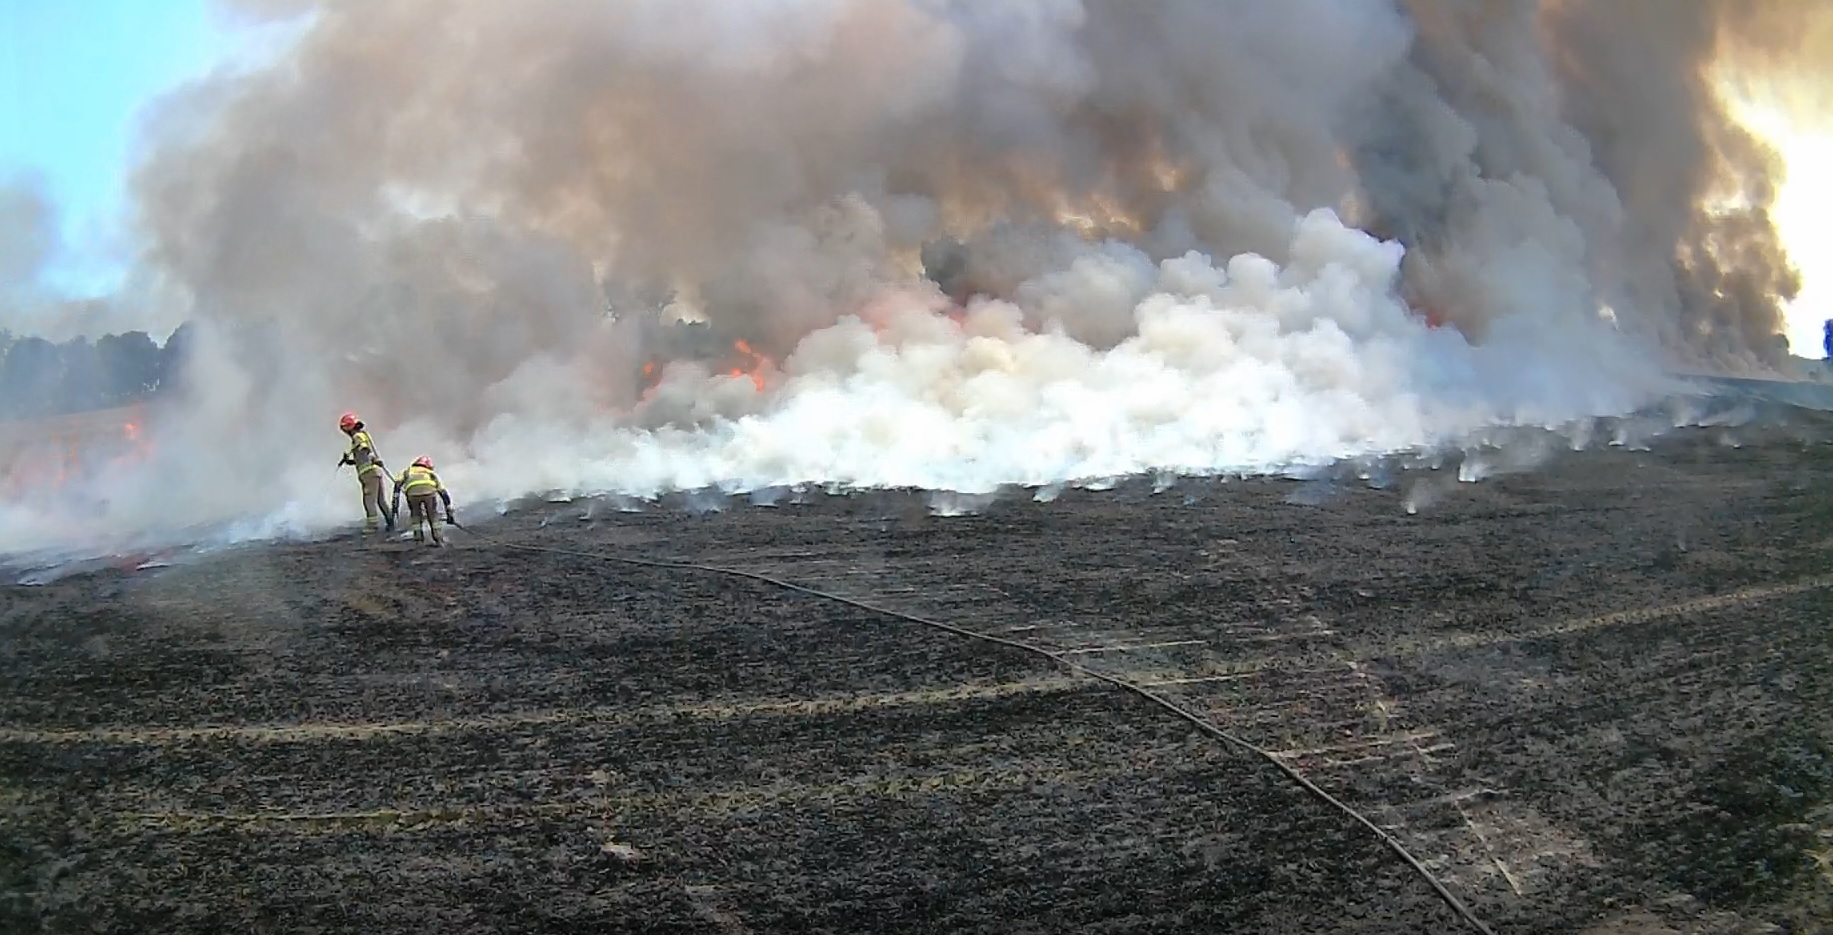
[3,399,1832,935]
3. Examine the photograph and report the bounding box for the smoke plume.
[2,0,1825,561]
[1536,0,1809,365]
[0,172,182,344]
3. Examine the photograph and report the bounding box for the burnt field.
[5,405,1833,934]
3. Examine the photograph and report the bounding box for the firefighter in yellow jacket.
[337,411,394,533]
[392,456,456,546]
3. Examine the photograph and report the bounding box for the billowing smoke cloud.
[1341,0,1820,366]
[1716,1,1833,120]
[1536,0,1809,366]
[0,174,61,292]
[1,0,1823,561]
[0,171,183,350]
[0,175,123,342]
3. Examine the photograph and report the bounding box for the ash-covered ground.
[4,403,1833,934]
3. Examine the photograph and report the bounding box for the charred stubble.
[4,412,1833,932]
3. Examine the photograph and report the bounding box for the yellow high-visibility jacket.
[346,431,384,477]
[394,464,445,498]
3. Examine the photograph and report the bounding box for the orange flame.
[0,405,158,497]
[117,421,154,466]
[1409,297,1450,331]
[728,339,773,392]
[632,343,775,401]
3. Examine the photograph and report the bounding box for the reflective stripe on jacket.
[348,431,382,477]
[396,465,442,497]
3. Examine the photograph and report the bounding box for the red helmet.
[412,456,434,470]
[338,411,360,432]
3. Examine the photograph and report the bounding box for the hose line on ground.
[447,521,1495,935]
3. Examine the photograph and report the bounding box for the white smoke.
[1,207,1673,562]
[5,0,1798,565]
[449,210,1662,502]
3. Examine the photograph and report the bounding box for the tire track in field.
[1387,573,1833,657]
[0,677,1087,746]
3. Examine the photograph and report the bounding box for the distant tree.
[0,336,61,419]
[55,337,103,415]
[158,322,195,394]
[0,322,207,419]
[96,331,162,405]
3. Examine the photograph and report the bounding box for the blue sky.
[0,0,271,297]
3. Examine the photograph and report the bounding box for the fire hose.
[448,519,1496,935]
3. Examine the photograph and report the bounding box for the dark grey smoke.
[1338,0,1818,368]
[122,1,1821,395]
[7,0,1829,559]
[1537,0,1805,368]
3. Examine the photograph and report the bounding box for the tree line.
[0,324,193,421]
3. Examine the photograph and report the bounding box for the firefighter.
[391,456,456,546]
[336,411,394,533]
